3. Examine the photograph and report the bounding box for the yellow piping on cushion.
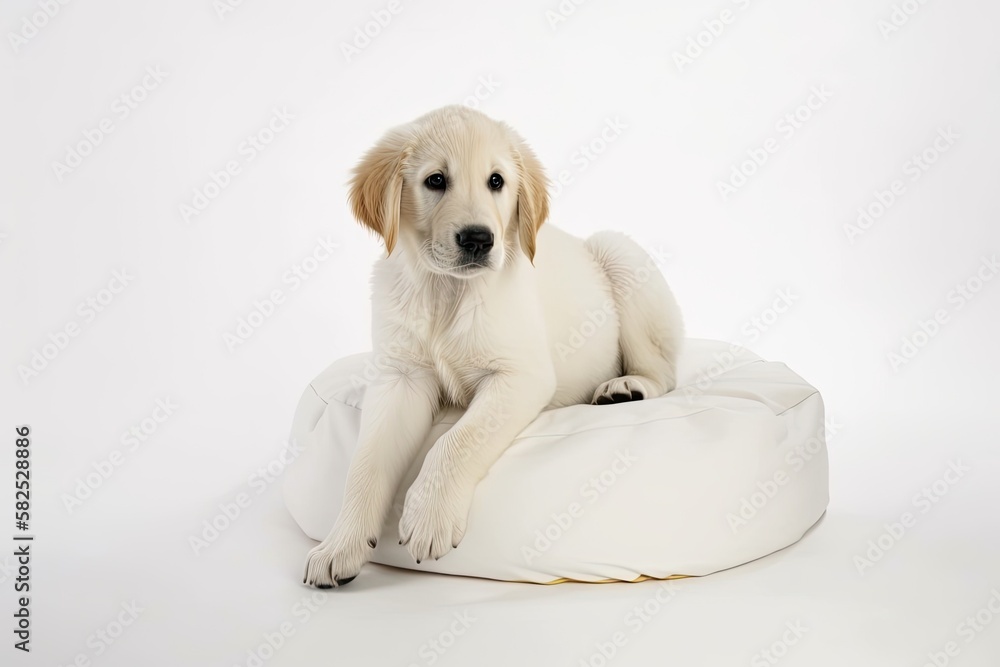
[539,573,692,585]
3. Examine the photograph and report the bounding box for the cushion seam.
[316,373,817,437]
[671,358,766,392]
[307,383,330,406]
[512,408,717,439]
[774,390,820,416]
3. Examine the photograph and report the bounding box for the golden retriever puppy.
[304,106,683,588]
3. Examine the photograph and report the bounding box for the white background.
[2,0,999,665]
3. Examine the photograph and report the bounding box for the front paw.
[302,532,377,589]
[398,476,473,564]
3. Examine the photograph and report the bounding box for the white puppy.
[304,106,683,588]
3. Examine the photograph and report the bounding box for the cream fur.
[304,106,683,588]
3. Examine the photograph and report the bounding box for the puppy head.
[349,106,549,277]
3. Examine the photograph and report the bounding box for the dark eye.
[425,173,446,191]
[488,173,504,191]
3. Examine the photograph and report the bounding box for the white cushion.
[283,339,829,583]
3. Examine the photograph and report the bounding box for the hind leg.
[584,231,683,405]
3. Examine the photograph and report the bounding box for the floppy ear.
[514,140,550,263]
[348,129,410,256]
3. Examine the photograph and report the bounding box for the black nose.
[456,226,494,257]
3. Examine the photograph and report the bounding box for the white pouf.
[283,339,829,584]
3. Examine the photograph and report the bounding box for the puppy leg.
[585,231,684,404]
[304,365,439,588]
[399,371,554,562]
